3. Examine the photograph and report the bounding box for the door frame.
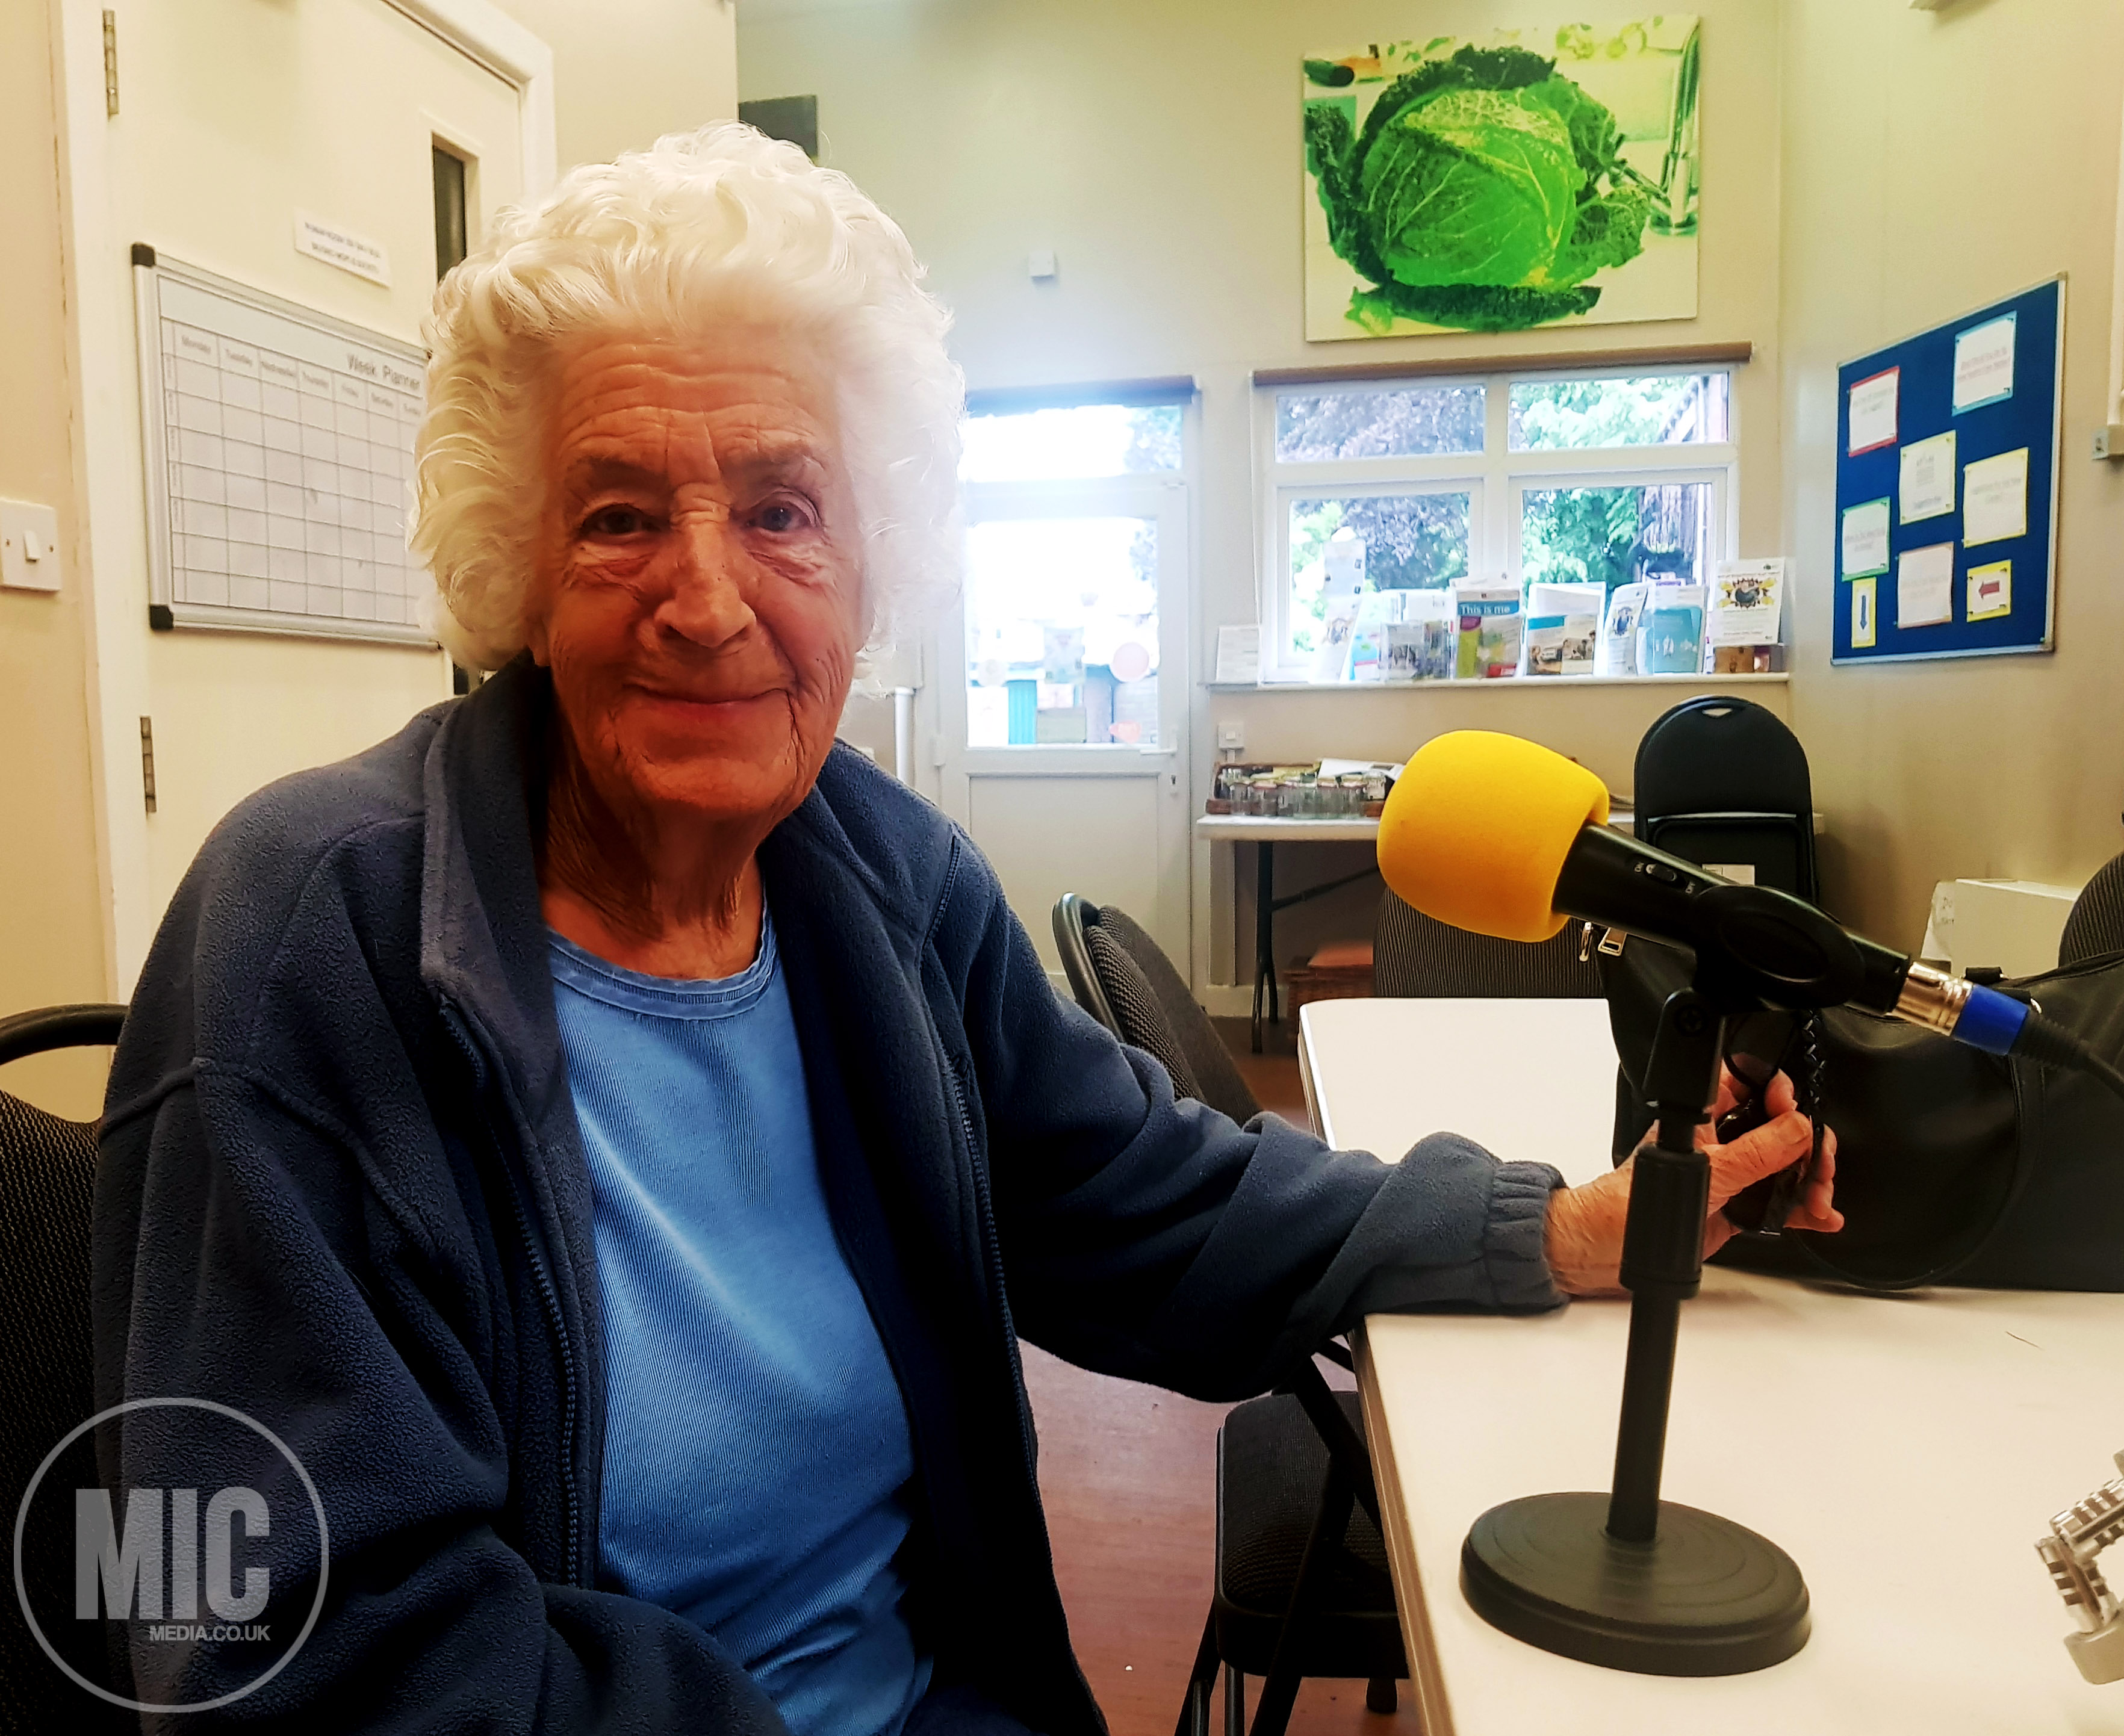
[937,472,1194,968]
[52,0,556,996]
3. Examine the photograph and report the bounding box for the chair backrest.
[1633,695,1819,901]
[0,1003,131,1729]
[1373,890,1603,999]
[2061,852,2124,967]
[1051,896,1261,1125]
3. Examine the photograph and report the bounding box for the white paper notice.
[295,212,391,287]
[1953,314,2017,414]
[1840,497,1891,578]
[1895,541,1955,629]
[1847,367,1899,455]
[1899,430,1957,523]
[1214,624,1261,684]
[1962,446,2029,546]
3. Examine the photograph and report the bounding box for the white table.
[1297,996,2124,1736]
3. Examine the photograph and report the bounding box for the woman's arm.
[933,840,1564,1403]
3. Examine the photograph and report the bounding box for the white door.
[938,415,1192,977]
[92,0,532,941]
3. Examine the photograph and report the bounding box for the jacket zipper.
[442,1003,585,1586]
[943,1055,1039,1488]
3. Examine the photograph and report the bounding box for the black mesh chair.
[1051,897,1403,1735]
[1633,695,1819,901]
[0,1003,131,1732]
[1374,889,1603,998]
[1052,894,1259,1126]
[2061,853,2124,967]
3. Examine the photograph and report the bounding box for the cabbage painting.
[1303,20,1701,339]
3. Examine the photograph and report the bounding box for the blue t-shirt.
[549,911,930,1736]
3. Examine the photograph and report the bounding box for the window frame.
[1255,363,1740,682]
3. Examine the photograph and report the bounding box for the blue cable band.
[1954,983,2031,1056]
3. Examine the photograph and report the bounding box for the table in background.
[1297,996,2124,1736]
[1194,814,1381,1052]
[1197,804,1645,1055]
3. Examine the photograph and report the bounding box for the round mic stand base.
[1461,1490,1810,1676]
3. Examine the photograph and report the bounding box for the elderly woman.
[95,126,1837,1735]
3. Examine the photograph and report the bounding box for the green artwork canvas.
[1302,19,1701,339]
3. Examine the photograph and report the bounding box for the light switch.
[0,499,61,592]
[1217,719,1246,751]
[1026,248,1058,281]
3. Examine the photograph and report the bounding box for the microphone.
[1379,730,2101,1076]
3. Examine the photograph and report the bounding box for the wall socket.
[2093,424,2124,462]
[1217,719,1246,751]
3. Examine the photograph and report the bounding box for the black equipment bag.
[1600,934,2124,1291]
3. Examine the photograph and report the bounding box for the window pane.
[1275,385,1485,461]
[964,516,1160,746]
[1508,374,1729,451]
[1288,492,1469,656]
[960,403,1181,482]
[1520,481,1717,598]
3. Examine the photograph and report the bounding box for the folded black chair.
[1052,894,1259,1126]
[1049,897,1404,1736]
[1374,888,1603,998]
[2061,852,2124,967]
[1633,693,1819,901]
[0,1003,131,1734]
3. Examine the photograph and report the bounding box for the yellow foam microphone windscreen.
[1377,731,1611,943]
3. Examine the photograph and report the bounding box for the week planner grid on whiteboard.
[132,248,435,645]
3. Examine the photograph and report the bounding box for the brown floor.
[1019,1022,1417,1736]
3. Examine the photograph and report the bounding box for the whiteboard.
[132,247,435,645]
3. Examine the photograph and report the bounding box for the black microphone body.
[1552,823,2042,1060]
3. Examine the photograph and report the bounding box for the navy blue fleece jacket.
[92,657,1564,1733]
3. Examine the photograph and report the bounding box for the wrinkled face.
[524,324,864,835]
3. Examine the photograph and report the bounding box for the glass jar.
[1365,770,1388,805]
[1249,775,1278,817]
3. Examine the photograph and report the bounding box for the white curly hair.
[411,123,964,672]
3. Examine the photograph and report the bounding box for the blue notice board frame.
[1832,276,2063,665]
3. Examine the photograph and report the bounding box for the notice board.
[132,246,433,645]
[1832,276,2063,665]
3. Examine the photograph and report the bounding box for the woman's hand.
[1544,1066,1844,1297]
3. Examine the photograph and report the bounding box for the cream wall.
[1780,0,2124,950]
[744,0,1789,988]
[0,0,111,1118]
[498,0,738,169]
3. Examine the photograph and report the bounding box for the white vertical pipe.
[892,686,916,784]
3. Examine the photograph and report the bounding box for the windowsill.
[1202,672,1789,693]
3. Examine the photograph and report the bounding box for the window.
[958,400,1185,747]
[1259,368,1736,680]
[432,144,468,281]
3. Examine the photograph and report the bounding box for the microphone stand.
[1458,971,1810,1676]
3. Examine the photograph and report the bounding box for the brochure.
[1600,581,1648,677]
[1707,559,1786,648]
[1526,611,1598,677]
[1455,584,1521,680]
[1384,587,1456,681]
[1638,584,1708,675]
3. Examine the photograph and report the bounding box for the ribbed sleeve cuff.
[1484,1160,1568,1312]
